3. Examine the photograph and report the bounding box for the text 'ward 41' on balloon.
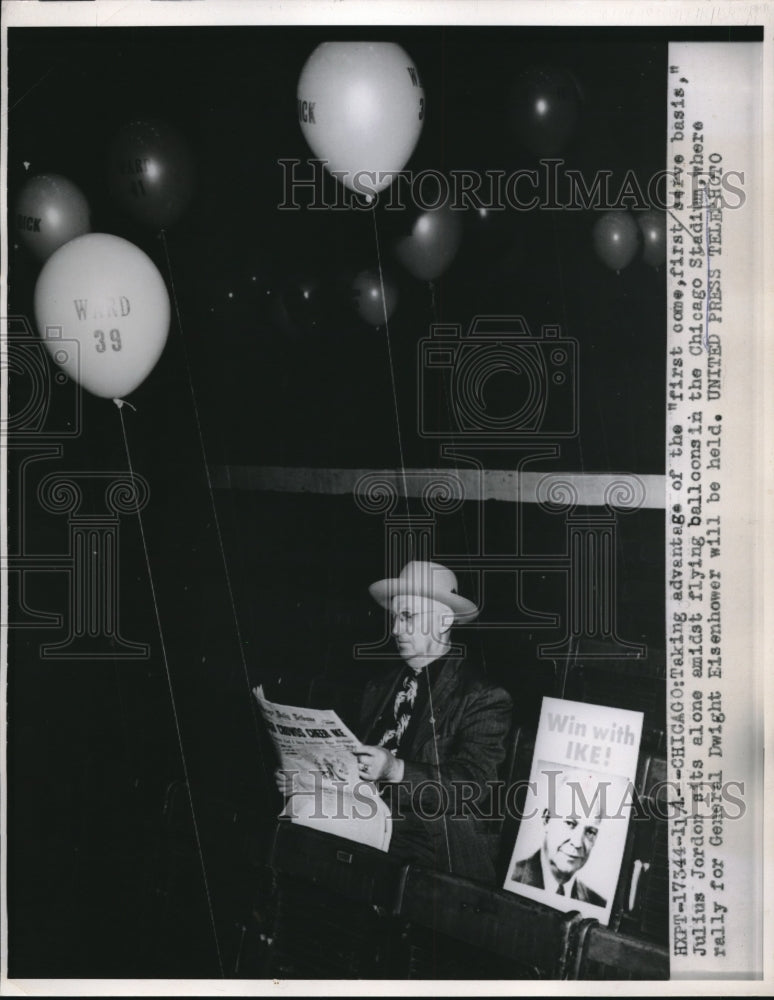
[297,41,425,197]
[108,120,195,230]
[33,233,171,400]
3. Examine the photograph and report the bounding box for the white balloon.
[297,41,425,196]
[34,233,170,399]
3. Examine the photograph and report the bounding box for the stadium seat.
[266,820,406,978]
[569,919,669,979]
[395,865,582,979]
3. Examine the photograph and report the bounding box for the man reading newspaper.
[271,561,513,884]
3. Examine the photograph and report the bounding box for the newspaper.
[253,686,391,852]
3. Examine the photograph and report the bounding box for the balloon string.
[114,399,224,978]
[372,215,451,872]
[426,282,487,682]
[550,213,582,700]
[158,229,269,782]
[371,209,411,524]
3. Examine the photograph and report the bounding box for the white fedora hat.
[368,560,479,623]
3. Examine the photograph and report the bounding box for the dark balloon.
[509,67,582,158]
[592,212,640,273]
[108,120,195,229]
[393,205,463,282]
[638,210,666,269]
[351,269,399,327]
[15,174,90,262]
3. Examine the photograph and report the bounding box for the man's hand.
[274,767,294,796]
[354,746,405,783]
[273,767,315,796]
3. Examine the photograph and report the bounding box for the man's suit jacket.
[510,849,607,907]
[357,655,512,884]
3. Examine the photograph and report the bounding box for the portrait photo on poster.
[504,760,633,924]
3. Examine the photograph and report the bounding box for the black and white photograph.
[0,0,769,991]
[502,697,644,926]
[507,764,621,912]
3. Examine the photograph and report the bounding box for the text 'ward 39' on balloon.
[33,233,171,400]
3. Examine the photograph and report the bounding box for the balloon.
[592,212,639,273]
[638,210,666,269]
[34,233,170,399]
[108,120,195,229]
[393,206,463,282]
[509,67,582,158]
[297,42,424,197]
[15,174,91,262]
[351,269,399,327]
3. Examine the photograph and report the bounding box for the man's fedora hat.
[368,560,479,623]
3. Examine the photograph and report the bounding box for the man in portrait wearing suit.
[351,560,513,884]
[510,772,607,907]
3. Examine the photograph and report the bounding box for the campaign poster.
[503,697,643,925]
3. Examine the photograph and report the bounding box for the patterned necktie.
[377,669,420,753]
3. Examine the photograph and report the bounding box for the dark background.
[3,22,720,979]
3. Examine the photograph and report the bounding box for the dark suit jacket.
[357,655,512,884]
[510,849,607,907]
